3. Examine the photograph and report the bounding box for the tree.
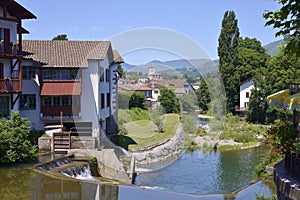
[158,88,181,114]
[118,91,132,109]
[178,94,198,112]
[264,0,300,57]
[129,91,145,109]
[218,11,240,113]
[196,78,211,111]
[237,37,270,82]
[150,106,165,133]
[0,112,37,163]
[52,34,68,40]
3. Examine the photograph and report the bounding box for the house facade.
[238,77,255,111]
[0,0,36,118]
[21,40,123,138]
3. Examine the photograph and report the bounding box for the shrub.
[0,112,37,163]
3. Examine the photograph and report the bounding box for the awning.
[41,82,81,96]
[267,89,290,107]
[283,93,300,110]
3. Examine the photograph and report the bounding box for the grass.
[125,114,180,150]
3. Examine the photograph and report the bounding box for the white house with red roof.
[21,40,123,137]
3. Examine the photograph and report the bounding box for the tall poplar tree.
[218,11,240,113]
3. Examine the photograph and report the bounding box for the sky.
[18,0,282,65]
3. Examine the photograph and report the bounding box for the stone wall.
[38,137,97,151]
[130,123,184,167]
[274,160,300,200]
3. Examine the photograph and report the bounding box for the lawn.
[125,114,180,150]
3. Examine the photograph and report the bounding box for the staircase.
[52,132,71,154]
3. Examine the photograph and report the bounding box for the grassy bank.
[125,114,180,150]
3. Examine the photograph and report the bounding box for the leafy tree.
[150,106,165,133]
[129,91,145,109]
[158,88,181,114]
[196,78,211,111]
[0,112,37,163]
[237,37,270,82]
[178,93,198,112]
[52,34,68,40]
[117,64,125,78]
[218,10,240,113]
[118,91,132,109]
[264,0,300,57]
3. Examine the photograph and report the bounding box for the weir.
[61,163,95,181]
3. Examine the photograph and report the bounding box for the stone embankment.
[130,123,184,167]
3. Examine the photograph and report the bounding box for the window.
[62,96,70,106]
[20,94,36,110]
[61,70,70,80]
[53,97,61,106]
[52,70,61,80]
[246,92,250,98]
[22,67,36,80]
[106,69,109,82]
[43,96,52,106]
[71,69,79,80]
[43,70,51,80]
[107,93,110,107]
[100,67,104,82]
[43,96,79,106]
[101,93,105,109]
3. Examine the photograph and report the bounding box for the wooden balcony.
[0,43,21,57]
[0,79,21,93]
[41,105,81,120]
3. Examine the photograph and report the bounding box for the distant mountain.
[121,58,219,76]
[263,39,286,57]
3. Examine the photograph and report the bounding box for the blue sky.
[18,0,282,64]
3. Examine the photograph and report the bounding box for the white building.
[21,40,123,138]
[238,77,255,111]
[0,0,36,118]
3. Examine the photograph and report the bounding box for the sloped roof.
[153,79,188,88]
[113,50,124,63]
[0,0,36,19]
[22,40,113,68]
[118,83,152,91]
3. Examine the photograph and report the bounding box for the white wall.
[239,80,254,109]
[20,60,43,130]
[0,19,17,43]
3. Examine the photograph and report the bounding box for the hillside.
[263,39,286,57]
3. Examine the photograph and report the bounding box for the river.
[0,147,276,200]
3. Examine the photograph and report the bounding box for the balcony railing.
[0,43,20,56]
[0,79,21,93]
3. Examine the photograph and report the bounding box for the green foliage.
[196,78,211,111]
[178,94,198,112]
[181,115,197,149]
[219,113,266,143]
[52,34,68,40]
[263,0,300,57]
[128,108,149,121]
[159,87,181,114]
[265,120,297,155]
[150,106,165,133]
[254,151,283,178]
[0,112,37,163]
[129,91,145,109]
[218,10,240,113]
[255,194,277,200]
[118,91,132,109]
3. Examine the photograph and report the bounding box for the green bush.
[0,112,37,163]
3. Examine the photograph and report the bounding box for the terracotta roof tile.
[22,40,112,68]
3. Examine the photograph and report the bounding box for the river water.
[0,147,276,200]
[135,146,276,197]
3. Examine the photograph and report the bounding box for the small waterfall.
[61,164,95,181]
[36,157,73,171]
